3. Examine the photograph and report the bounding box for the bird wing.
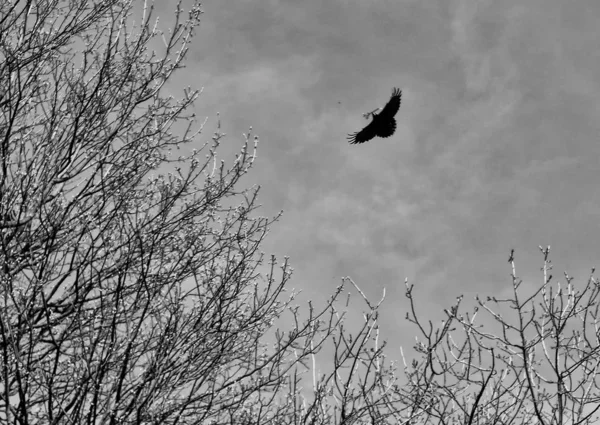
[347,119,379,144]
[377,88,402,120]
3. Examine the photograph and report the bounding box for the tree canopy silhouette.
[347,88,402,144]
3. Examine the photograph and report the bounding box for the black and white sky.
[153,0,600,343]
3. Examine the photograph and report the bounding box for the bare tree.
[393,246,600,425]
[0,1,407,424]
[10,2,594,425]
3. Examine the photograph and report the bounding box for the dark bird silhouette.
[347,88,401,144]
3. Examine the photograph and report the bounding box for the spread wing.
[347,119,378,144]
[347,87,402,144]
[378,88,401,120]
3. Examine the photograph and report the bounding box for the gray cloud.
[157,0,600,349]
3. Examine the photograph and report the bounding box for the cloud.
[153,1,600,348]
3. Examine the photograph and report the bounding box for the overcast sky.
[153,0,600,349]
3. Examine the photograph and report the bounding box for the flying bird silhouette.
[347,88,402,144]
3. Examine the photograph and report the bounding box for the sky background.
[152,0,600,355]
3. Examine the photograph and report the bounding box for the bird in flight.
[347,88,402,144]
